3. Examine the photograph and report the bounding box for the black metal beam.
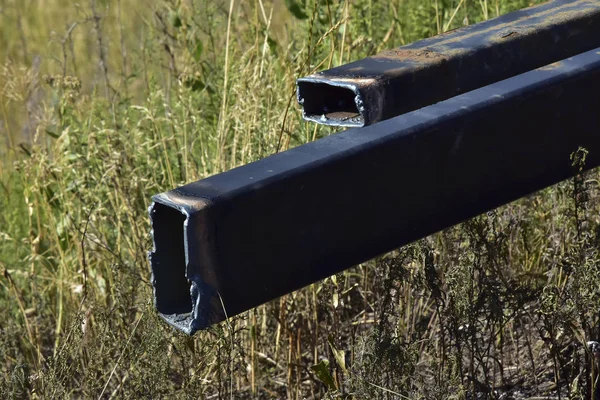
[150,47,600,335]
[297,0,600,127]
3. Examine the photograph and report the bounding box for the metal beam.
[150,47,600,335]
[297,0,600,127]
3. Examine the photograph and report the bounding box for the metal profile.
[150,47,600,334]
[297,0,600,127]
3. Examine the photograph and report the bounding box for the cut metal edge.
[148,192,218,335]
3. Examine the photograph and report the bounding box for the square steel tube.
[297,0,600,127]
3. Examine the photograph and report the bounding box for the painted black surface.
[151,47,600,334]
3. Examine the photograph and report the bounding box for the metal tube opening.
[148,202,192,316]
[297,80,364,127]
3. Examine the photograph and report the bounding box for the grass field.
[4,0,600,398]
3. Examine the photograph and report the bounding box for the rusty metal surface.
[150,46,600,334]
[297,0,600,127]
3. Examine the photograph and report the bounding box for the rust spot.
[539,61,564,71]
[323,111,361,121]
[372,49,449,64]
[347,66,366,73]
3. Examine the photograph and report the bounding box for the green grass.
[4,0,600,398]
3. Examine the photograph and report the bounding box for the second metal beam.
[297,0,600,127]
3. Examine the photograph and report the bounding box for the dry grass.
[5,0,600,399]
